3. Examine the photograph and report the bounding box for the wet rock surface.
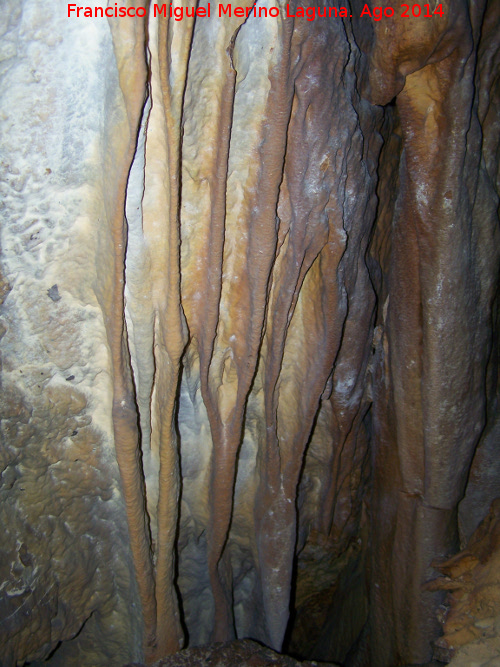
[1,1,499,666]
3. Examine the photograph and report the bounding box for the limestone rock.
[0,2,144,664]
[1,1,499,666]
[429,499,500,665]
[125,639,340,667]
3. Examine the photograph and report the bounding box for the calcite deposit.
[429,499,500,664]
[0,1,499,666]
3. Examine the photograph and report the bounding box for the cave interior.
[0,1,499,666]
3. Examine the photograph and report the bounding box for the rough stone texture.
[124,639,339,667]
[363,1,500,663]
[0,2,143,665]
[1,1,499,667]
[429,499,500,665]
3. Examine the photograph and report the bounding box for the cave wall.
[1,1,499,666]
[364,0,500,663]
[0,2,146,664]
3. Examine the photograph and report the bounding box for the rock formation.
[430,499,500,665]
[0,1,499,666]
[125,639,340,666]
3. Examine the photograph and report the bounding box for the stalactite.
[2,2,499,666]
[106,8,158,660]
[204,11,297,646]
[182,17,250,643]
[149,9,197,658]
[362,1,497,663]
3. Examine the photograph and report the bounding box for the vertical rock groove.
[361,1,499,664]
[2,2,499,666]
[106,7,158,660]
[256,17,349,650]
[204,12,297,645]
[152,11,195,658]
[181,16,251,644]
[118,2,499,661]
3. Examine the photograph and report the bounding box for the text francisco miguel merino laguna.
[68,3,376,20]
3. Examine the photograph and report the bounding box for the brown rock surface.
[429,499,500,665]
[125,639,339,667]
[1,1,499,666]
[364,1,500,662]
